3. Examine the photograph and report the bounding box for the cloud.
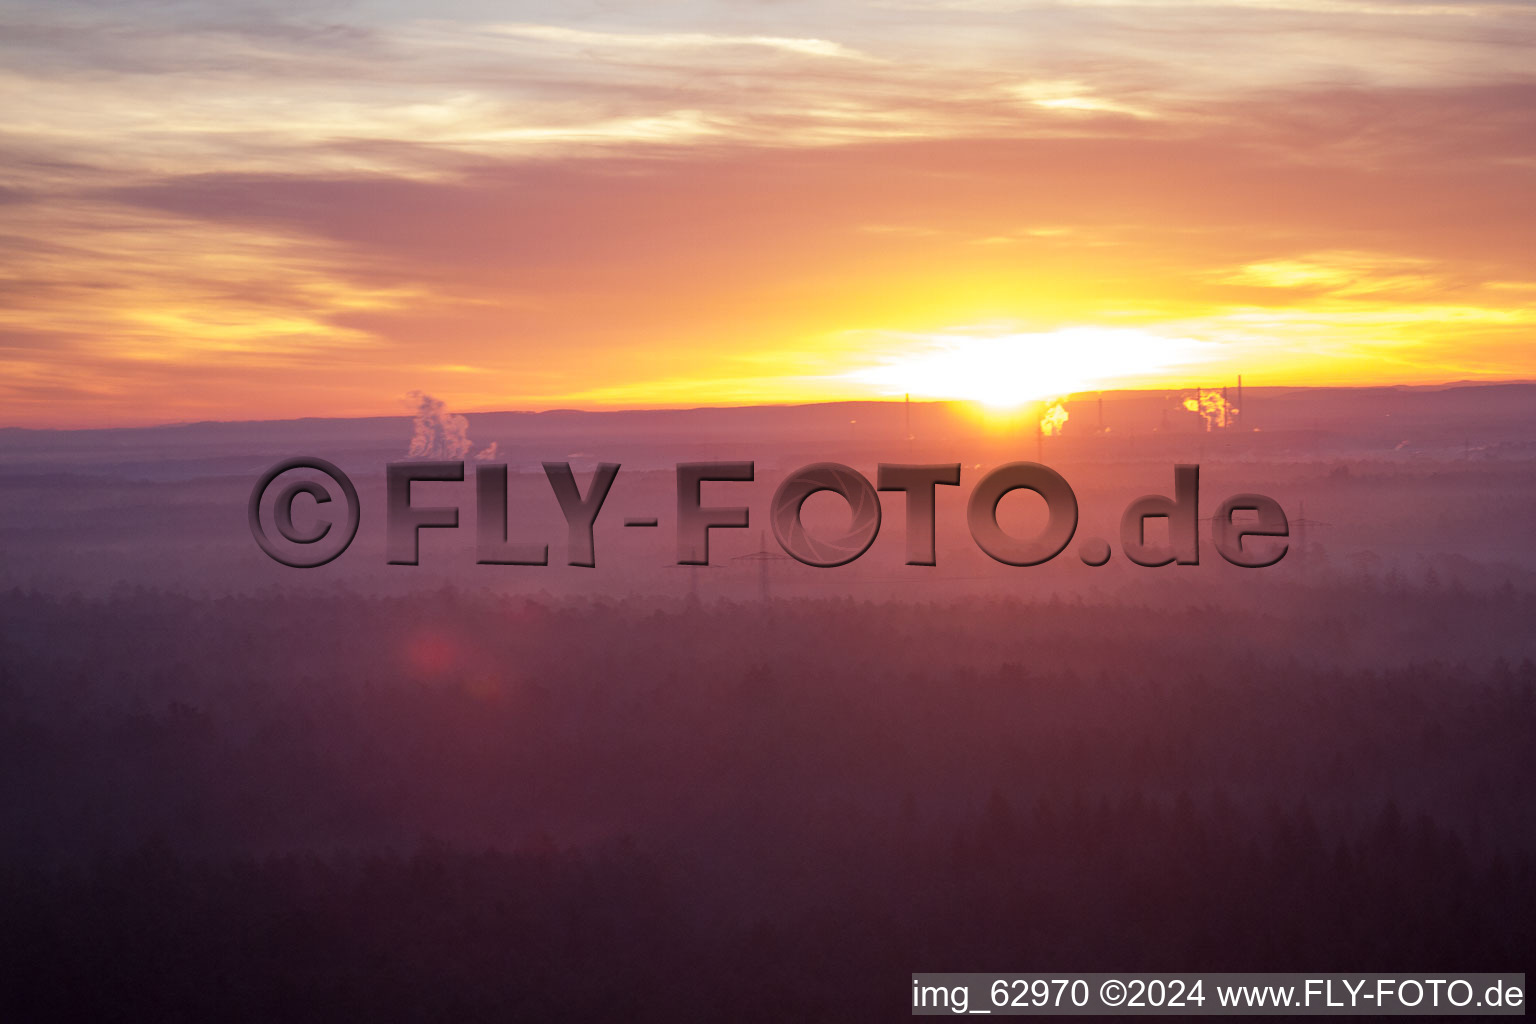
[1217,251,1446,295]
[486,24,877,62]
[1,0,1534,424]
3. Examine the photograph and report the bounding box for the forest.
[0,582,1531,1019]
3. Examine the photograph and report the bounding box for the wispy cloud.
[485,24,878,62]
[0,0,1533,423]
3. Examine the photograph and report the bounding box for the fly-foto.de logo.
[248,459,1289,572]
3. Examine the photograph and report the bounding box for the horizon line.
[5,377,1533,434]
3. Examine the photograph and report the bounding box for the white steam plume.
[406,391,498,460]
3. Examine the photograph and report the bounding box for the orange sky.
[1,0,1533,427]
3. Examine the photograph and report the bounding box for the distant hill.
[4,381,1534,457]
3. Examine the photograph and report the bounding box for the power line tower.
[664,561,717,603]
[905,392,914,457]
[1291,500,1330,569]
[732,530,792,601]
[1197,500,1327,568]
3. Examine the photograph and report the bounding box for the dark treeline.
[0,586,1533,1019]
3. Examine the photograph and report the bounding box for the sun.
[844,325,1215,409]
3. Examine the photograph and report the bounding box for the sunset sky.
[1,0,1533,427]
